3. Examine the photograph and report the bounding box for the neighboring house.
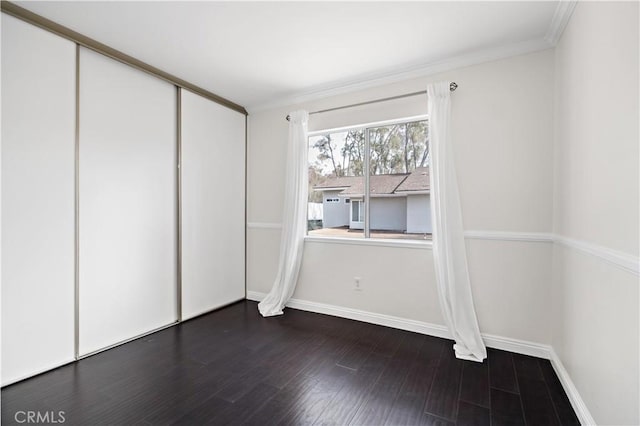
[313,167,432,234]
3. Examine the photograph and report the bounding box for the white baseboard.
[549,348,597,425]
[246,291,263,302]
[247,291,594,424]
[248,291,452,339]
[247,291,550,358]
[481,333,551,359]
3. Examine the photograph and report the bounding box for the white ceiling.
[16,1,561,111]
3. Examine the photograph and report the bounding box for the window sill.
[304,235,433,249]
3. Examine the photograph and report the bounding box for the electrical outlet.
[354,276,362,291]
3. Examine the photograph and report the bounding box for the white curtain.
[428,82,487,362]
[258,110,309,317]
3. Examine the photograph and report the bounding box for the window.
[307,117,432,241]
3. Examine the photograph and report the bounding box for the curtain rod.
[286,82,457,121]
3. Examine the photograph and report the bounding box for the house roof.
[395,167,430,193]
[339,174,408,196]
[313,175,362,191]
[313,167,429,196]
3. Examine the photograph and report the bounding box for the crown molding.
[545,1,578,46]
[247,38,553,113]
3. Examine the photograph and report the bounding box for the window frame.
[351,199,364,227]
[306,114,432,248]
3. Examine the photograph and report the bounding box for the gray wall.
[406,194,431,234]
[321,190,349,228]
[370,197,406,231]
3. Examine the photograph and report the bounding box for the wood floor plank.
[457,401,490,426]
[336,343,372,371]
[417,413,456,426]
[518,377,561,426]
[384,337,444,426]
[353,322,393,350]
[350,334,424,425]
[490,415,526,426]
[490,388,525,425]
[459,359,490,408]
[213,342,285,403]
[261,339,326,389]
[280,365,354,425]
[416,336,448,364]
[142,370,235,424]
[488,348,519,394]
[423,344,464,421]
[243,375,320,426]
[313,352,389,426]
[171,395,233,425]
[210,382,280,425]
[512,353,544,381]
[233,382,284,420]
[372,326,406,358]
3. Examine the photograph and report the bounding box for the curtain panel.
[258,110,309,317]
[427,82,486,362]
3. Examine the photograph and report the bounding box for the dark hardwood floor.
[2,301,579,425]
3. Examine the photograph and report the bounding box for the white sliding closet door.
[79,48,177,355]
[1,15,76,385]
[181,90,245,319]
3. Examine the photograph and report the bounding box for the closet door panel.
[1,15,76,385]
[181,90,245,319]
[79,48,177,355]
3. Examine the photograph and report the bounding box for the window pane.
[351,201,359,222]
[367,121,432,241]
[308,130,364,238]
